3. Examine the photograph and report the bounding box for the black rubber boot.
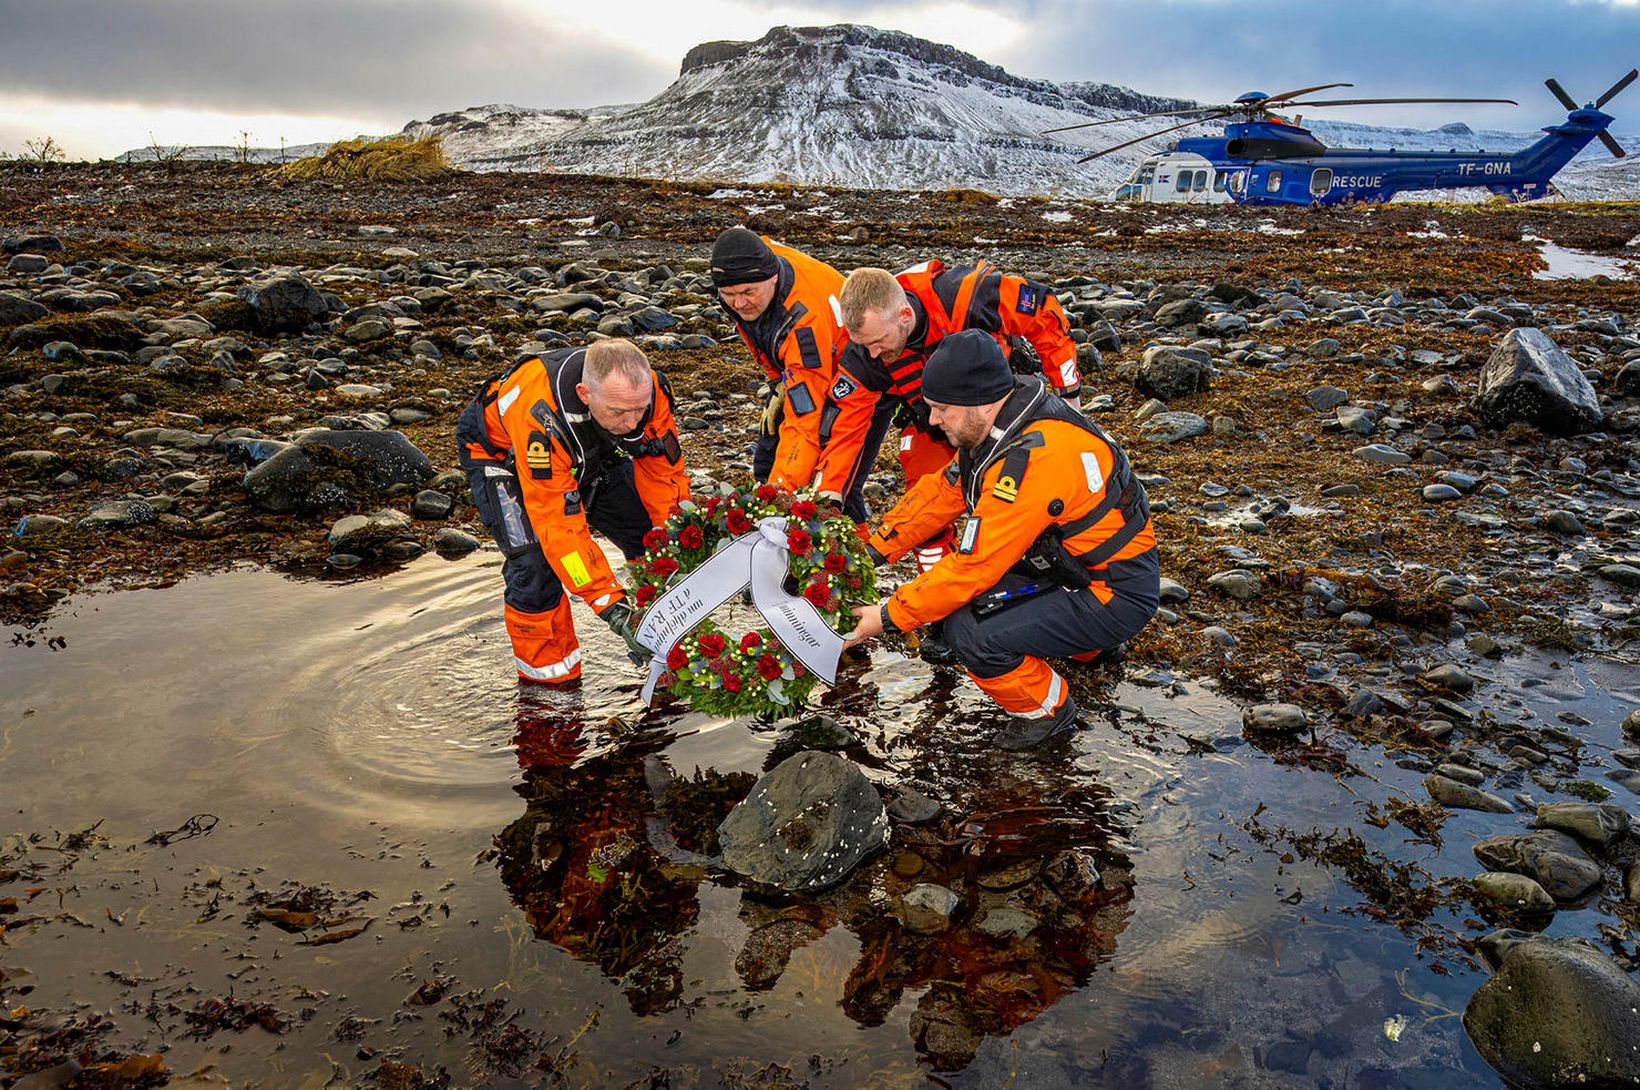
[918,620,957,666]
[992,694,1081,752]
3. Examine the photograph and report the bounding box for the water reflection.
[489,677,1136,1074]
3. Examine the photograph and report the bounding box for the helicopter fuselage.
[1108,108,1616,205]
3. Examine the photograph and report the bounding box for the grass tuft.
[281,135,451,182]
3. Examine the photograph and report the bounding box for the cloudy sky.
[2,0,1637,159]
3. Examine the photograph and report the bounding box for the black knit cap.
[710,227,779,287]
[923,329,1014,406]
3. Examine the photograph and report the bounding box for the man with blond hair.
[814,262,1080,660]
[456,338,688,683]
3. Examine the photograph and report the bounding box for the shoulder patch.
[1081,450,1105,494]
[525,430,552,479]
[991,442,1035,503]
[529,398,552,428]
[1016,281,1045,315]
[956,516,981,554]
[831,374,858,400]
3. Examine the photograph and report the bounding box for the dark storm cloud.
[0,0,671,121]
[997,0,1640,130]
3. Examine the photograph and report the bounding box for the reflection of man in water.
[494,710,699,1015]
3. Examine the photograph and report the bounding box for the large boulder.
[1473,829,1603,903]
[1472,328,1602,435]
[1463,937,1640,1088]
[1135,345,1211,401]
[236,272,331,333]
[242,430,433,514]
[0,291,48,327]
[717,750,888,892]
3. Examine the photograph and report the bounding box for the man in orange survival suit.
[843,330,1158,751]
[816,264,1082,661]
[709,228,853,512]
[456,338,686,682]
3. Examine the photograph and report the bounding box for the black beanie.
[923,329,1014,406]
[710,227,779,287]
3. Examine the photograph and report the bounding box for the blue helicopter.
[1046,72,1634,206]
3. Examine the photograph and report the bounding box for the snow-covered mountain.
[402,24,1198,196]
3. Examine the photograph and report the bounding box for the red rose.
[739,632,761,652]
[648,556,679,578]
[803,581,831,608]
[704,496,722,515]
[792,499,818,520]
[787,528,813,556]
[757,654,782,681]
[847,574,862,589]
[667,644,688,671]
[726,509,753,535]
[791,661,807,678]
[756,484,778,503]
[823,551,846,573]
[635,584,657,607]
[679,524,705,549]
[657,670,678,688]
[643,528,670,551]
[699,632,726,657]
[723,673,743,693]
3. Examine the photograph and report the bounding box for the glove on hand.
[601,599,650,666]
[758,382,786,437]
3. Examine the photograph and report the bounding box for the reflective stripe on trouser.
[505,598,582,683]
[972,656,1069,719]
[943,550,1160,713]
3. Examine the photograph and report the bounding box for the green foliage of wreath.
[627,484,877,718]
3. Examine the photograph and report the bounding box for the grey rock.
[1463,937,1640,1089]
[1353,443,1411,465]
[1608,768,1640,796]
[328,509,413,554]
[1422,483,1462,502]
[432,527,481,557]
[1601,564,1640,589]
[1473,327,1603,435]
[1624,709,1640,744]
[975,907,1038,940]
[1436,763,1486,787]
[77,500,157,531]
[887,787,941,824]
[1473,829,1603,902]
[718,750,888,892]
[1308,337,1342,359]
[1157,576,1190,603]
[236,272,330,333]
[775,713,858,752]
[895,883,960,934]
[1543,510,1585,535]
[1136,346,1210,401]
[6,254,50,274]
[344,319,391,343]
[13,514,71,538]
[1207,569,1261,600]
[1535,802,1630,847]
[1243,703,1308,734]
[1154,297,1207,328]
[1141,411,1209,443]
[1422,664,1476,693]
[1305,385,1349,411]
[411,489,454,519]
[1335,405,1376,435]
[242,430,433,514]
[1472,872,1556,914]
[0,291,49,326]
[1425,774,1513,813]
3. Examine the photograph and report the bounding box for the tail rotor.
[1544,70,1633,158]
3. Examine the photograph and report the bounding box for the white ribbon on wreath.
[634,516,845,706]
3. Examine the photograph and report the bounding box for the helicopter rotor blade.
[1040,106,1234,135]
[1545,78,1580,112]
[1261,82,1354,104]
[1596,68,1638,108]
[1076,113,1231,162]
[1598,131,1627,159]
[1281,96,1518,108]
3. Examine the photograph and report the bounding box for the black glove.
[866,544,887,566]
[601,600,650,665]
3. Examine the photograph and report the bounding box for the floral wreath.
[628,483,878,718]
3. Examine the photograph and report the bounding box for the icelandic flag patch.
[1016,283,1042,315]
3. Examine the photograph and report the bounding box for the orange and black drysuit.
[728,239,848,497]
[816,260,1080,564]
[456,346,689,683]
[868,376,1157,722]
